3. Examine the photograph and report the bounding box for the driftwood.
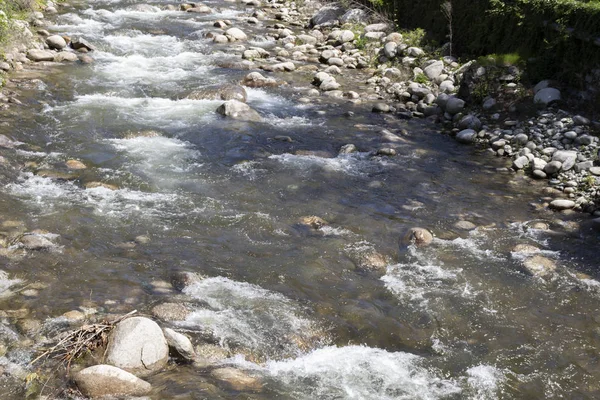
[29,310,137,373]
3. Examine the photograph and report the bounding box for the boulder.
[534,88,560,105]
[70,37,95,51]
[310,5,344,27]
[400,227,433,247]
[73,365,152,398]
[241,72,280,88]
[549,199,575,210]
[455,129,477,144]
[522,255,556,277]
[19,233,56,250]
[383,42,397,59]
[216,100,262,122]
[423,60,444,80]
[457,115,481,130]
[27,49,55,62]
[445,97,465,114]
[211,368,262,391]
[339,8,367,24]
[337,30,354,44]
[151,302,192,321]
[54,51,78,62]
[187,85,247,103]
[46,35,67,50]
[364,23,389,32]
[105,317,169,377]
[163,328,195,360]
[513,156,529,170]
[225,27,247,41]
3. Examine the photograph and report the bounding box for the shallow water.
[0,0,599,398]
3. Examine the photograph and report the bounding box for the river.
[0,0,599,398]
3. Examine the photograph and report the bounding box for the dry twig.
[29,310,137,373]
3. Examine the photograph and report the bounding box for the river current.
[0,0,599,398]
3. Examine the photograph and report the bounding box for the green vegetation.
[0,0,44,47]
[400,28,426,48]
[476,53,523,67]
[352,0,600,87]
[414,72,428,84]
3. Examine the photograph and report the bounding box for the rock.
[512,244,540,254]
[455,129,477,144]
[439,80,455,93]
[383,42,397,59]
[66,160,86,169]
[457,115,481,130]
[298,216,327,229]
[401,227,433,247]
[187,85,247,103]
[423,60,444,80]
[352,251,388,271]
[482,97,496,110]
[85,182,118,190]
[216,100,262,122]
[544,160,562,175]
[338,30,354,44]
[445,97,465,114]
[152,302,191,321]
[377,148,396,156]
[19,233,56,250]
[73,365,152,398]
[225,28,247,41]
[46,35,67,50]
[163,328,195,360]
[310,5,344,27]
[262,62,295,72]
[364,23,389,32]
[339,8,367,24]
[522,255,556,277]
[70,37,95,51]
[339,144,358,154]
[27,49,55,62]
[406,47,424,57]
[534,88,560,105]
[454,220,476,231]
[513,156,529,170]
[590,167,600,176]
[241,72,280,88]
[297,34,317,45]
[213,34,228,44]
[78,54,94,64]
[549,199,575,210]
[105,317,169,377]
[572,115,590,125]
[211,368,262,391]
[54,51,78,62]
[372,103,390,113]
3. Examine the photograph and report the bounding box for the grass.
[476,53,523,67]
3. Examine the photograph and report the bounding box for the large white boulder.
[105,317,169,377]
[73,365,152,398]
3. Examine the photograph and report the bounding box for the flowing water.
[0,0,599,398]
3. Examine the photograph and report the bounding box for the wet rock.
[73,365,152,398]
[454,220,476,231]
[339,144,358,154]
[187,4,212,13]
[70,37,95,52]
[78,54,94,64]
[26,49,55,62]
[66,159,87,169]
[151,302,191,321]
[372,103,390,113]
[242,47,269,60]
[225,27,247,41]
[513,155,529,170]
[401,227,433,248]
[241,72,280,88]
[54,51,78,62]
[512,244,540,254]
[62,310,86,322]
[549,199,575,210]
[298,216,327,229]
[46,35,67,50]
[216,100,262,122]
[105,316,169,377]
[16,318,41,335]
[376,148,396,156]
[352,251,388,272]
[85,182,118,190]
[211,368,262,391]
[19,233,57,250]
[455,129,477,144]
[163,328,195,360]
[262,62,296,72]
[522,255,556,277]
[187,84,247,103]
[171,271,204,291]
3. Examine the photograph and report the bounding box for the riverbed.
[0,0,599,398]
